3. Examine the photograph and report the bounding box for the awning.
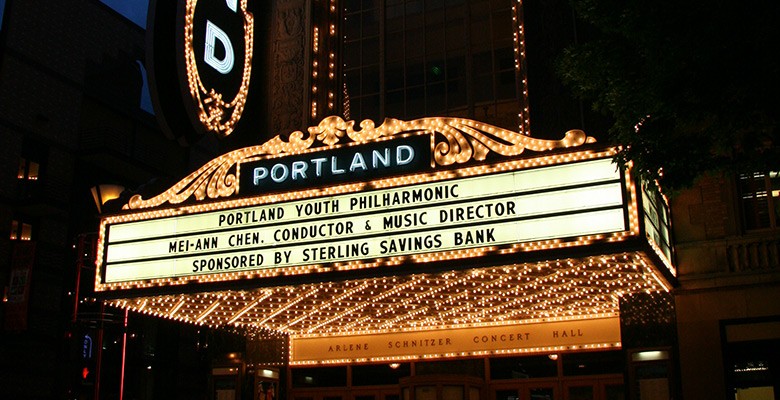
[93,117,676,364]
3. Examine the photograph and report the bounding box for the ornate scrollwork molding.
[124,116,595,210]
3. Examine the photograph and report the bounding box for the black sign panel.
[239,135,432,195]
[191,0,247,104]
[147,0,261,145]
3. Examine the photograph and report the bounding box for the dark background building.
[0,1,224,398]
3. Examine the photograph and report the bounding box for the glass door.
[494,382,558,400]
[563,378,625,400]
[352,388,401,400]
[291,390,345,400]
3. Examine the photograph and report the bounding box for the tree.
[557,0,780,192]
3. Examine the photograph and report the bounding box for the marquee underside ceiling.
[109,251,670,338]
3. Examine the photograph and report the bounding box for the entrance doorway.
[290,388,400,400]
[494,382,557,400]
[492,377,623,400]
[400,375,483,400]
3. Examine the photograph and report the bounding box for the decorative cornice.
[125,116,595,210]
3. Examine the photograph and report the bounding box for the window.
[17,158,39,181]
[16,144,45,199]
[10,220,32,241]
[341,0,520,127]
[739,171,780,230]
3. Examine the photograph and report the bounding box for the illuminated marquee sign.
[290,317,622,364]
[239,135,431,194]
[100,156,627,284]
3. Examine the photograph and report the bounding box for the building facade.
[673,172,780,399]
[1,1,777,400]
[0,1,210,398]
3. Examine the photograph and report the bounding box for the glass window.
[340,0,519,125]
[362,10,380,37]
[17,158,39,181]
[360,95,380,121]
[346,17,362,41]
[10,220,32,241]
[490,355,557,379]
[567,385,593,400]
[352,363,411,386]
[415,359,484,377]
[739,171,780,230]
[562,351,624,376]
[362,37,381,65]
[426,83,445,113]
[495,390,518,400]
[346,0,362,13]
[362,65,380,93]
[604,384,625,400]
[529,387,555,400]
[291,366,347,388]
[406,60,425,86]
[442,385,464,400]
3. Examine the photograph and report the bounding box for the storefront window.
[291,366,347,388]
[723,324,780,400]
[9,220,32,241]
[16,158,39,181]
[342,0,518,128]
[562,351,624,377]
[490,355,557,379]
[353,363,411,386]
[416,359,484,378]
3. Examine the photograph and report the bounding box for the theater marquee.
[94,116,673,292]
[95,116,678,364]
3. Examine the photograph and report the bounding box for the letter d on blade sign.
[147,0,256,143]
[183,0,254,137]
[204,20,235,74]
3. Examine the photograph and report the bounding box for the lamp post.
[90,184,125,214]
[72,184,125,400]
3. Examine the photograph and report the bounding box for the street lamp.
[75,184,124,400]
[90,184,125,214]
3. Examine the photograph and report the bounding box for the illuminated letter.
[226,0,238,12]
[331,156,346,174]
[270,164,289,183]
[291,161,308,180]
[372,148,390,168]
[396,145,414,165]
[253,167,268,185]
[204,20,235,74]
[350,153,367,172]
[311,158,327,176]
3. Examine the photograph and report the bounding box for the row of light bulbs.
[109,252,669,340]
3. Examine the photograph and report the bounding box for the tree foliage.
[557,0,780,192]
